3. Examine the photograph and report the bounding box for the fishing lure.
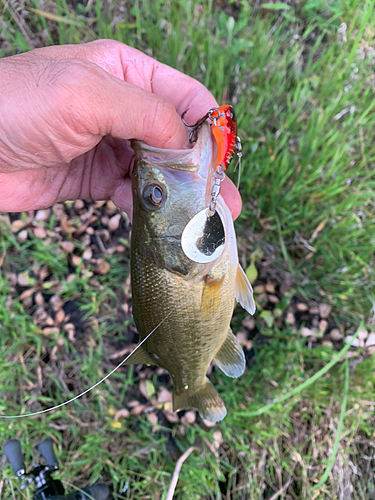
[182,105,242,211]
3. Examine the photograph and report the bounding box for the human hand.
[0,39,241,219]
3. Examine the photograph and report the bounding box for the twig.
[166,447,196,500]
[267,477,293,500]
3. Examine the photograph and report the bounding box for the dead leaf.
[55,309,65,326]
[296,303,308,312]
[11,220,27,232]
[33,226,47,239]
[254,284,266,294]
[18,272,35,287]
[164,411,179,423]
[148,413,158,425]
[71,255,82,267]
[319,304,332,318]
[35,209,51,221]
[42,327,59,335]
[95,259,110,275]
[241,316,255,331]
[60,241,75,253]
[19,288,35,301]
[265,282,276,293]
[236,331,253,350]
[181,411,196,425]
[108,213,121,232]
[114,408,130,420]
[74,200,85,210]
[35,292,44,306]
[213,430,223,450]
[158,387,172,403]
[130,404,148,415]
[18,230,28,242]
[83,248,93,260]
[301,327,316,338]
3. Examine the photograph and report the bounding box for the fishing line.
[0,311,172,419]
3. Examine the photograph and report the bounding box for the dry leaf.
[74,200,85,210]
[60,241,75,253]
[148,413,158,426]
[33,226,47,239]
[42,327,59,335]
[213,430,223,450]
[11,220,27,232]
[108,213,121,232]
[268,294,279,303]
[114,408,130,420]
[50,295,63,311]
[158,387,172,403]
[319,320,328,333]
[265,282,276,293]
[181,411,196,425]
[19,288,35,301]
[18,230,28,242]
[285,312,295,325]
[55,309,65,326]
[35,292,44,306]
[163,411,179,423]
[236,331,253,350]
[130,404,148,415]
[329,328,342,341]
[18,272,34,287]
[296,303,308,312]
[35,209,51,221]
[319,304,332,318]
[95,259,110,275]
[241,316,255,331]
[301,327,315,337]
[83,248,93,261]
[71,255,82,267]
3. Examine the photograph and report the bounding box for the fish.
[126,122,255,422]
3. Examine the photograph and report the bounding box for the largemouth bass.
[127,123,255,422]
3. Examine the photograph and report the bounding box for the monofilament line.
[0,311,172,419]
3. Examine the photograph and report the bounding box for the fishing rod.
[3,438,111,500]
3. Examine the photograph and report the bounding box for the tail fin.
[173,378,227,423]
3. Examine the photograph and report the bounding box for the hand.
[0,39,241,219]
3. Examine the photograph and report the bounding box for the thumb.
[59,59,189,150]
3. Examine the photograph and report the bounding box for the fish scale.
[127,123,255,422]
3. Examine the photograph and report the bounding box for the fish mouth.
[131,122,215,173]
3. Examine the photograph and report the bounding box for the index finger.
[86,40,219,123]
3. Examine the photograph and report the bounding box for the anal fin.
[235,264,256,315]
[215,328,245,378]
[173,378,227,423]
[124,344,156,366]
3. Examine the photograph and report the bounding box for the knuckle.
[146,97,177,142]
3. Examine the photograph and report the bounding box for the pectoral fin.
[235,264,256,315]
[215,328,246,378]
[173,378,227,423]
[124,344,156,366]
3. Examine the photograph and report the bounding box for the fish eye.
[149,185,163,205]
[143,184,166,210]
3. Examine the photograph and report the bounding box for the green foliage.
[1,0,375,498]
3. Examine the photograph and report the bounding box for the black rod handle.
[37,438,59,468]
[3,439,26,476]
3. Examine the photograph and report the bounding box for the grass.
[1,0,375,499]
